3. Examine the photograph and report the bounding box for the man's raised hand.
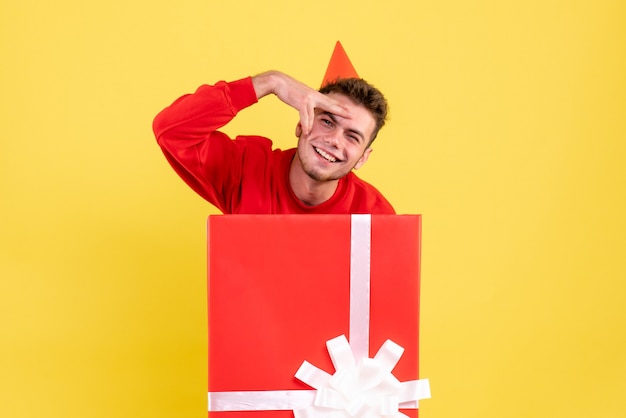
[252,71,350,136]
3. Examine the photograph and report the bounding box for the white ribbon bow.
[294,335,430,418]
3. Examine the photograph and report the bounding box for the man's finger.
[299,108,312,137]
[319,96,351,119]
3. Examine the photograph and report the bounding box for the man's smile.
[314,146,340,163]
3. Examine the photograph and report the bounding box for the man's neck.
[289,156,339,207]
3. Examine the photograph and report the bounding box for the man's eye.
[322,119,333,127]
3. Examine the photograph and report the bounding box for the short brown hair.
[319,78,388,145]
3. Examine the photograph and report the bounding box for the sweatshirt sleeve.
[152,77,259,211]
[153,77,257,147]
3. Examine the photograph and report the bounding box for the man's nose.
[323,131,341,147]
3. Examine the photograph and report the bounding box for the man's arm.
[152,78,261,212]
[152,71,348,211]
[251,71,351,136]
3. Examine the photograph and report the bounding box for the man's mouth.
[314,147,340,163]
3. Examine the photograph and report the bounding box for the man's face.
[296,93,376,182]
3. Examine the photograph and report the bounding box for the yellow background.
[2,1,625,417]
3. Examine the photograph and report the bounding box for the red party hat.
[321,41,359,87]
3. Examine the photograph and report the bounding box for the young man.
[152,70,394,214]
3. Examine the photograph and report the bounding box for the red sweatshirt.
[153,77,395,214]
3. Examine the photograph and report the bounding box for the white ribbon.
[349,215,371,362]
[294,335,430,418]
[208,215,430,415]
[209,390,316,411]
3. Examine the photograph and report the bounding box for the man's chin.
[304,168,345,183]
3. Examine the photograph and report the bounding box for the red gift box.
[207,215,429,418]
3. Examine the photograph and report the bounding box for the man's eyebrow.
[321,111,365,142]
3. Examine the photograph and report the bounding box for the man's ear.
[295,123,302,138]
[354,147,373,170]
